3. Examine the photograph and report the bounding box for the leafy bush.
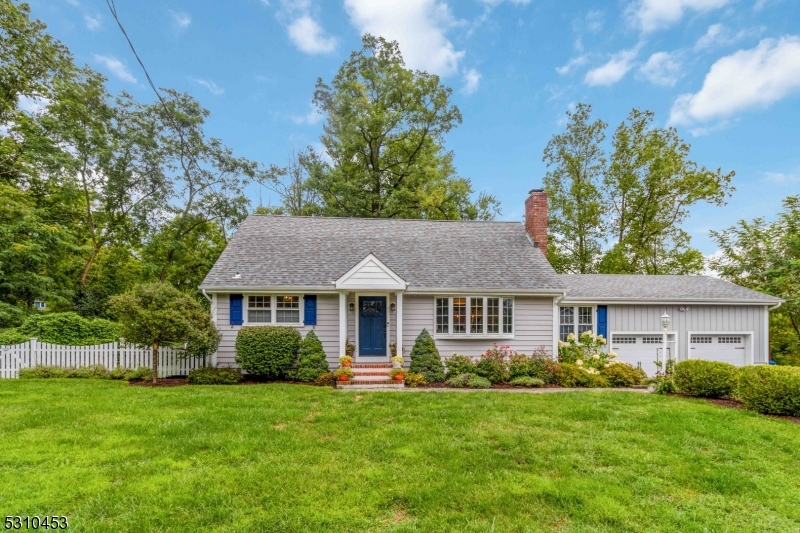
[235,326,301,378]
[583,373,609,388]
[508,347,555,382]
[653,377,676,394]
[64,364,108,379]
[107,367,128,380]
[445,354,476,376]
[294,330,329,382]
[314,372,337,387]
[188,367,243,385]
[19,365,66,379]
[601,363,647,387]
[509,376,544,387]
[408,329,445,383]
[475,344,512,383]
[125,367,154,381]
[0,328,29,345]
[673,360,738,398]
[404,372,427,387]
[18,313,120,345]
[737,366,800,416]
[446,373,492,389]
[559,331,607,364]
[553,363,586,387]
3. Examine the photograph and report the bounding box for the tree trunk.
[80,243,101,286]
[152,340,159,384]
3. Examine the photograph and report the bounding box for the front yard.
[1,381,798,532]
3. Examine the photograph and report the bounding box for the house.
[199,189,781,377]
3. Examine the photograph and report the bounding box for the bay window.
[435,296,514,336]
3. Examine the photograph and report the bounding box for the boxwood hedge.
[737,366,800,416]
[235,326,301,378]
[673,360,738,398]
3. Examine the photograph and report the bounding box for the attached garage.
[688,333,749,366]
[610,333,677,377]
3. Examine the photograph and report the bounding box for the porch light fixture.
[660,312,670,330]
[349,302,355,312]
[390,302,396,312]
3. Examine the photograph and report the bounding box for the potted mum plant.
[389,368,405,382]
[339,355,353,367]
[334,367,355,382]
[391,355,404,369]
[345,339,356,357]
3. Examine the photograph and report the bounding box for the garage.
[689,334,748,366]
[610,334,676,377]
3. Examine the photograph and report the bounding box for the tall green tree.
[542,103,606,273]
[311,34,498,220]
[600,109,733,274]
[710,196,800,364]
[259,149,323,216]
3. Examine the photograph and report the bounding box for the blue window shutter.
[304,295,317,326]
[597,305,607,339]
[230,294,243,325]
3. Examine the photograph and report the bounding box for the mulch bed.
[701,396,800,424]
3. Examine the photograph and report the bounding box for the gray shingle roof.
[201,215,564,292]
[560,274,781,303]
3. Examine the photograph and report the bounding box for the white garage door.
[689,335,746,366]
[610,335,675,377]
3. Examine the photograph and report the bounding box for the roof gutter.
[769,301,783,311]
[201,288,212,303]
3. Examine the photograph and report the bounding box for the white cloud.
[584,45,642,86]
[18,95,50,114]
[84,13,101,31]
[639,51,683,86]
[478,0,531,5]
[191,78,225,95]
[694,23,755,50]
[762,170,799,183]
[669,36,800,127]
[695,23,724,49]
[287,15,337,54]
[627,0,733,33]
[93,54,137,83]
[170,10,191,30]
[291,103,322,124]
[462,68,481,94]
[556,55,587,75]
[586,10,604,32]
[345,0,465,77]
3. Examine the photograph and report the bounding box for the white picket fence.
[0,338,207,379]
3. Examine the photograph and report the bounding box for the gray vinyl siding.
[401,295,554,361]
[215,293,342,369]
[606,304,769,363]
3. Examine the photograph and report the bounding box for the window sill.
[434,334,515,341]
[241,323,305,328]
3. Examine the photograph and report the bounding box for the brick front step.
[352,370,391,377]
[351,363,393,369]
[337,380,405,390]
[338,379,403,386]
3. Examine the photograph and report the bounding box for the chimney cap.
[528,188,544,194]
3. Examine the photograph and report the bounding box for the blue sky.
[29,0,800,257]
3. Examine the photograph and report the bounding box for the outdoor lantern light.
[390,302,396,312]
[348,302,355,312]
[660,312,671,330]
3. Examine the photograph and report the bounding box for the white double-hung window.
[246,295,302,325]
[559,306,594,341]
[435,296,513,336]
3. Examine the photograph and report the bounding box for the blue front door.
[359,296,387,356]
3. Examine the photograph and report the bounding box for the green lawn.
[1,381,798,532]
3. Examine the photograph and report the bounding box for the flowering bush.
[475,344,514,383]
[558,330,608,365]
[445,354,476,376]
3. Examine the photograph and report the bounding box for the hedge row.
[0,313,121,346]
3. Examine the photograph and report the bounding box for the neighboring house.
[199,190,782,376]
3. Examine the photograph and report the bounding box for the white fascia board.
[560,298,780,306]
[199,285,338,293]
[406,288,566,296]
[335,253,406,290]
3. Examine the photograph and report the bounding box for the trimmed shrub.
[314,372,337,387]
[18,313,120,345]
[508,347,555,382]
[108,367,128,380]
[447,373,491,389]
[653,377,677,394]
[474,344,512,383]
[64,364,108,379]
[0,328,29,345]
[445,354,475,376]
[583,373,609,388]
[409,329,445,383]
[673,360,738,398]
[737,366,800,416]
[19,365,65,379]
[601,363,647,387]
[294,330,329,382]
[553,364,586,387]
[404,372,427,388]
[188,367,243,385]
[235,326,301,378]
[509,376,545,388]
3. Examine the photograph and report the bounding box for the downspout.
[553,291,567,361]
[201,288,212,303]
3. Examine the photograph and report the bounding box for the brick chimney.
[524,189,548,256]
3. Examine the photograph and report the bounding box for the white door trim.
[354,292,391,361]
